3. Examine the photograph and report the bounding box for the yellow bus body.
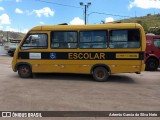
[12,23,146,81]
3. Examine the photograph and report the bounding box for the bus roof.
[30,23,143,31]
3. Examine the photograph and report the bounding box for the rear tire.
[92,67,109,82]
[146,58,159,71]
[18,65,32,78]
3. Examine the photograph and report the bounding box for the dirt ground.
[0,56,159,120]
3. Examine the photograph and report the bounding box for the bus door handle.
[54,65,58,67]
[54,64,64,68]
[59,64,64,68]
[83,65,89,67]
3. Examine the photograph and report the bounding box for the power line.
[35,0,83,9]
[88,11,131,18]
[36,0,132,18]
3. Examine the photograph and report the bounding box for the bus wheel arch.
[16,63,32,78]
[145,57,159,71]
[91,64,111,82]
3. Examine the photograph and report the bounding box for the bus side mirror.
[24,36,32,44]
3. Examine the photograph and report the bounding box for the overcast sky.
[1,0,160,33]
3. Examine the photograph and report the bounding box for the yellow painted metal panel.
[12,23,146,75]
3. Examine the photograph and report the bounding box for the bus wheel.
[146,58,158,71]
[92,67,109,82]
[18,65,32,78]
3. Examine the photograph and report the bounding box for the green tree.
[136,20,148,33]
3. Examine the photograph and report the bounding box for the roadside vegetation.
[120,14,160,35]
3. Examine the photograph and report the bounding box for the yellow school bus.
[12,23,146,81]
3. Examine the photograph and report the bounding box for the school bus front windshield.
[12,23,146,82]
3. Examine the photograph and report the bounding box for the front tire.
[9,53,14,57]
[146,58,159,71]
[18,65,32,78]
[92,67,109,82]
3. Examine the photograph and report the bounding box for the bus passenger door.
[18,31,50,73]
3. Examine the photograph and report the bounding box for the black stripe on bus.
[18,52,144,60]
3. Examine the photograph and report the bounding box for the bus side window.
[51,31,77,49]
[128,29,140,48]
[21,34,48,50]
[109,30,128,48]
[80,30,107,49]
[109,29,140,49]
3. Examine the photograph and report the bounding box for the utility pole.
[80,2,91,24]
[7,31,8,42]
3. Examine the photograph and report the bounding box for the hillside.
[0,31,25,44]
[119,14,160,34]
